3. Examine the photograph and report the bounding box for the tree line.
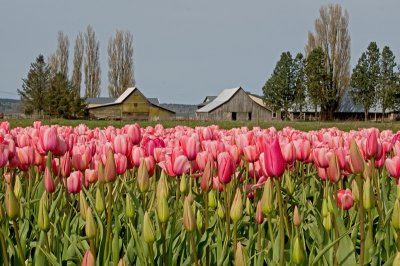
[262,4,400,121]
[18,25,135,117]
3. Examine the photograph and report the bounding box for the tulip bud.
[44,167,56,193]
[80,191,89,221]
[285,173,294,195]
[327,195,334,213]
[143,211,155,243]
[363,177,374,210]
[323,214,332,231]
[217,201,224,219]
[38,192,50,232]
[293,206,301,227]
[82,250,96,266]
[196,210,203,231]
[292,235,305,265]
[183,196,196,232]
[95,185,105,214]
[200,160,212,191]
[352,179,359,202]
[14,176,23,200]
[235,242,246,266]
[350,139,365,174]
[327,153,341,183]
[392,199,400,230]
[230,188,243,223]
[5,185,19,220]
[125,193,134,219]
[393,252,400,266]
[245,198,252,216]
[118,258,126,266]
[180,174,187,194]
[97,163,106,183]
[105,147,117,182]
[85,207,97,239]
[208,190,217,209]
[137,159,149,193]
[261,178,274,215]
[255,201,264,224]
[322,198,329,217]
[157,194,170,223]
[157,171,169,199]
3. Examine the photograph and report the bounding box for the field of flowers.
[1,121,400,265]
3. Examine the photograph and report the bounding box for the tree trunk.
[364,109,369,121]
[381,107,386,122]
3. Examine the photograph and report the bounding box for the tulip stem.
[275,178,285,266]
[148,243,155,265]
[372,161,384,225]
[257,223,262,253]
[13,220,25,263]
[367,209,374,246]
[267,215,275,247]
[162,223,167,266]
[190,232,199,266]
[224,186,230,242]
[0,230,9,266]
[397,230,400,251]
[105,182,113,262]
[233,221,237,257]
[204,192,209,266]
[90,239,96,259]
[356,175,365,266]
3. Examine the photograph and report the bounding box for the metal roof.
[196,87,241,113]
[148,98,160,105]
[87,97,116,105]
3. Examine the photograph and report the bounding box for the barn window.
[231,112,237,121]
[248,112,252,121]
[272,112,277,118]
[133,103,138,107]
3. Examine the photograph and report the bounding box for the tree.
[305,48,330,117]
[293,53,307,114]
[108,30,135,97]
[72,33,84,97]
[306,4,351,120]
[18,55,50,116]
[262,52,296,120]
[350,42,380,121]
[380,46,398,120]
[47,73,71,117]
[84,25,101,97]
[56,31,69,78]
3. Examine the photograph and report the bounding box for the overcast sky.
[0,0,399,104]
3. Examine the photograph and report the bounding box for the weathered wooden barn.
[196,87,276,121]
[87,87,175,120]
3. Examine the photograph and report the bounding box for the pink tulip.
[386,156,400,179]
[181,135,200,161]
[263,138,285,177]
[293,139,311,162]
[317,167,327,181]
[313,148,330,168]
[115,153,128,175]
[326,153,340,183]
[227,145,241,166]
[60,152,72,178]
[281,142,295,164]
[125,124,141,145]
[217,152,234,184]
[16,146,34,169]
[196,151,213,171]
[337,189,354,210]
[82,250,96,266]
[173,155,190,176]
[67,171,83,193]
[0,144,9,168]
[44,167,56,193]
[52,158,60,176]
[40,127,58,153]
[131,146,145,167]
[243,145,259,163]
[113,134,128,156]
[366,128,379,159]
[85,169,98,183]
[53,136,67,156]
[17,133,30,147]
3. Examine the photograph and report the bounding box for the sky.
[0,0,399,104]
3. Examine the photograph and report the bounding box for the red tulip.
[67,171,83,193]
[366,128,379,159]
[217,152,234,184]
[263,138,285,177]
[337,189,354,210]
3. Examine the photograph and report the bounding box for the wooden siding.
[197,89,272,121]
[89,89,175,120]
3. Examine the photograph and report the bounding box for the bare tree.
[48,52,58,78]
[56,31,69,78]
[306,4,351,120]
[108,30,135,97]
[84,25,101,97]
[72,33,84,96]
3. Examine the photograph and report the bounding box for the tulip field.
[3,121,400,265]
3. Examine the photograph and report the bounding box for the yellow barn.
[87,87,175,121]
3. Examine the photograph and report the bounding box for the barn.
[196,87,276,121]
[87,87,175,120]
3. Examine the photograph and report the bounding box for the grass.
[4,118,400,132]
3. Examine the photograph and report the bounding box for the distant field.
[4,118,400,132]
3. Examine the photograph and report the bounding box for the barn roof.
[197,87,241,113]
[87,97,116,105]
[87,87,175,114]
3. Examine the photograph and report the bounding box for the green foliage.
[350,42,381,120]
[380,46,400,115]
[262,52,304,120]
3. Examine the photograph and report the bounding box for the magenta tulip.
[337,189,354,210]
[217,152,234,184]
[263,138,285,177]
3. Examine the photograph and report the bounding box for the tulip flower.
[173,155,190,176]
[40,127,57,153]
[183,196,196,232]
[104,147,117,182]
[157,193,170,223]
[386,156,400,179]
[230,188,243,223]
[200,160,212,191]
[44,167,56,193]
[217,152,234,184]
[85,207,97,239]
[349,139,365,174]
[337,189,354,210]
[67,171,83,193]
[125,124,141,145]
[180,135,200,161]
[82,250,96,266]
[255,201,264,224]
[293,206,301,226]
[114,153,127,175]
[5,185,19,220]
[113,134,128,156]
[292,236,305,265]
[366,128,379,159]
[263,138,285,177]
[327,153,341,183]
[243,145,259,162]
[143,211,155,244]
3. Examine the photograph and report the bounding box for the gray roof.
[148,98,160,105]
[338,90,389,113]
[87,97,116,105]
[197,87,241,113]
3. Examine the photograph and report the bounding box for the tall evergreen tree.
[18,55,50,116]
[47,73,71,117]
[108,30,135,97]
[380,46,398,120]
[350,42,380,121]
[262,52,296,120]
[84,25,101,97]
[304,48,329,117]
